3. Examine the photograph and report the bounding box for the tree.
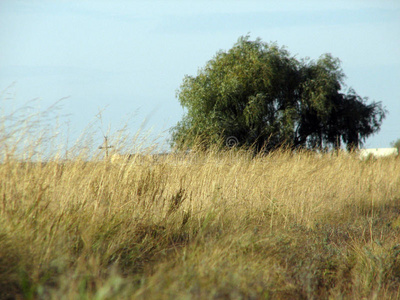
[170,36,386,152]
[391,139,400,153]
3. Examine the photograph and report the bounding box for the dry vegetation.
[1,107,400,299]
[1,148,400,299]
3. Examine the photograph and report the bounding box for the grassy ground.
[0,148,399,299]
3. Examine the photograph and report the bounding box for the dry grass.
[1,102,400,299]
[1,147,400,299]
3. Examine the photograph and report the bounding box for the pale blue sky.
[1,0,399,152]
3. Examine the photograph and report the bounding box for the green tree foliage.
[171,36,386,152]
[391,139,400,153]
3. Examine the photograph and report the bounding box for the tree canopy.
[171,36,386,152]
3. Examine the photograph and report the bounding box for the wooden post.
[98,136,113,159]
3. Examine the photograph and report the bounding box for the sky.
[1,0,399,154]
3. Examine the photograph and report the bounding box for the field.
[1,145,400,299]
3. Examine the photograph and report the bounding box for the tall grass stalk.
[1,104,400,299]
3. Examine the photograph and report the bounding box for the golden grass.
[0,96,399,299]
[1,146,400,299]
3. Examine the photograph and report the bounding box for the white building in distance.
[359,148,398,159]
